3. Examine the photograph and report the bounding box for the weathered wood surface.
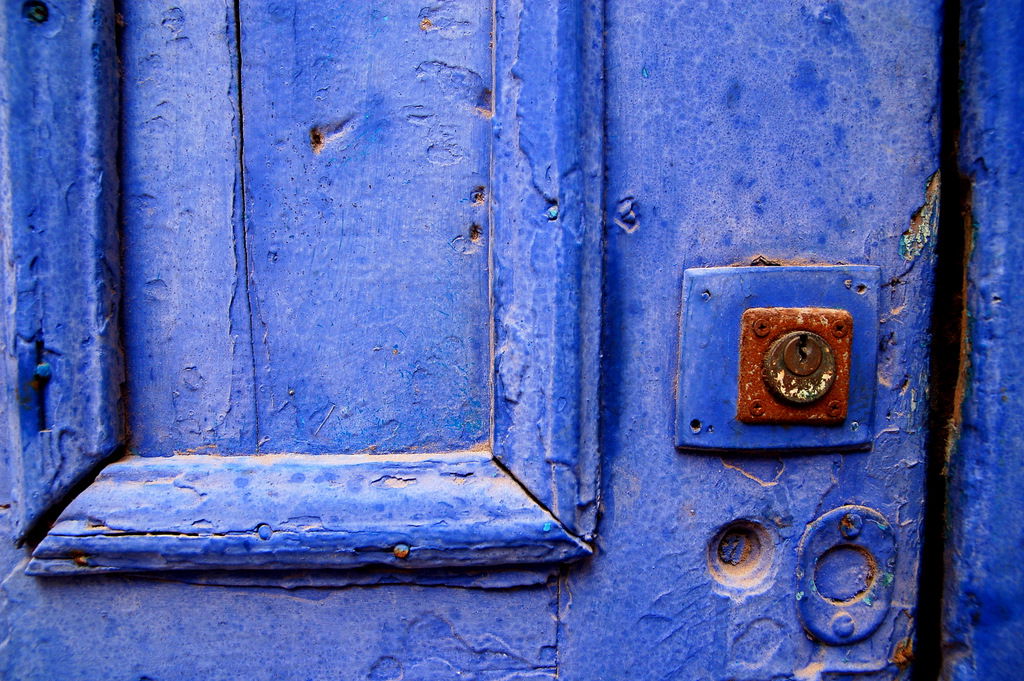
[4,546,562,680]
[121,0,256,457]
[2,2,569,680]
[490,0,604,537]
[1,1,122,537]
[26,0,602,579]
[29,450,589,574]
[943,1,1024,677]
[238,0,492,454]
[0,0,984,679]
[559,1,942,679]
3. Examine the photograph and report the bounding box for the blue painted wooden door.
[1,0,951,679]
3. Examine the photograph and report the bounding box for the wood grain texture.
[559,1,943,678]
[120,0,256,457]
[943,1,1024,677]
[1,0,123,537]
[238,0,492,454]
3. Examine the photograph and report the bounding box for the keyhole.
[782,332,823,376]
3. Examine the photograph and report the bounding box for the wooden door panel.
[19,0,603,574]
[4,0,999,678]
[239,0,492,453]
[559,1,943,679]
[121,0,256,457]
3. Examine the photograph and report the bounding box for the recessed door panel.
[237,1,493,453]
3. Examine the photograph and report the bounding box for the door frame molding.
[7,0,606,575]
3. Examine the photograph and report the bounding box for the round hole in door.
[707,520,773,590]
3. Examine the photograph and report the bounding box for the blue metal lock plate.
[796,505,897,645]
[675,265,880,451]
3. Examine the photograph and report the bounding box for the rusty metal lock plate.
[737,307,853,425]
[675,265,879,452]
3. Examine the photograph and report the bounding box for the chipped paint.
[720,458,786,487]
[900,171,941,261]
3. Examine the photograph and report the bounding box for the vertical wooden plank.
[943,1,1024,678]
[560,1,943,678]
[120,1,256,456]
[1,1,122,536]
[491,0,604,534]
[237,1,492,454]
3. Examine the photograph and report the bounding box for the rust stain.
[309,127,325,154]
[891,637,914,668]
[309,117,358,155]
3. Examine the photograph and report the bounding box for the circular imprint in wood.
[708,520,774,590]
[813,544,877,604]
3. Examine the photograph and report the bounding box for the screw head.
[832,612,856,639]
[752,318,771,337]
[831,320,849,338]
[23,1,48,23]
[839,512,863,539]
[750,400,765,417]
[827,400,843,417]
[393,543,410,559]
